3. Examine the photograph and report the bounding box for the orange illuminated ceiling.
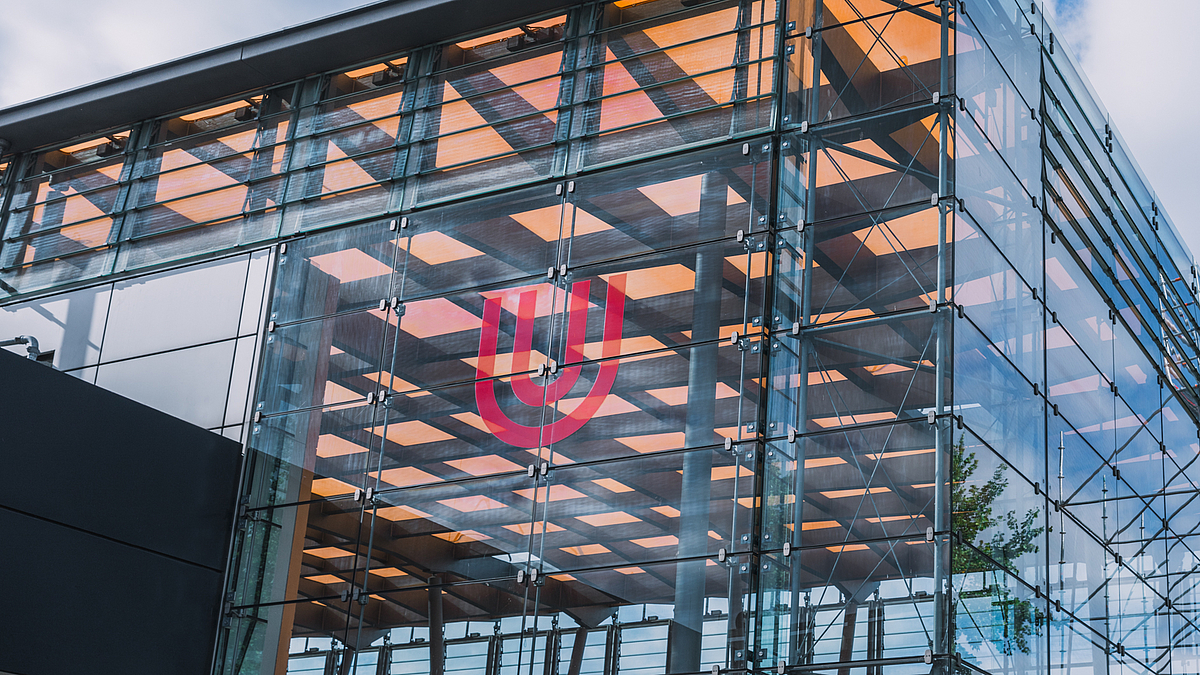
[803,520,842,531]
[454,17,565,50]
[855,210,941,257]
[821,487,890,499]
[372,419,455,446]
[503,521,565,535]
[593,478,634,493]
[310,477,358,497]
[306,574,348,585]
[824,1,942,69]
[557,394,638,418]
[376,505,431,521]
[510,204,612,242]
[811,411,897,428]
[59,132,130,155]
[513,485,587,502]
[635,176,745,217]
[445,455,524,476]
[632,535,677,548]
[309,248,392,283]
[646,382,739,406]
[615,432,683,454]
[805,456,846,469]
[316,434,368,458]
[306,546,354,559]
[576,511,641,527]
[601,264,694,300]
[817,140,893,187]
[437,495,508,512]
[380,466,441,488]
[406,231,484,266]
[561,544,609,556]
[400,297,479,339]
[179,97,262,122]
[343,58,408,80]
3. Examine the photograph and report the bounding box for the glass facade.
[2,1,1200,674]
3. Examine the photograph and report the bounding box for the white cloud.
[2,0,1196,264]
[0,0,376,107]
[1048,0,1200,264]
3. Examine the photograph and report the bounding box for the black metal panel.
[0,349,240,674]
[0,507,225,675]
[0,349,240,570]
[0,0,580,153]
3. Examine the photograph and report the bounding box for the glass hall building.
[2,0,1200,673]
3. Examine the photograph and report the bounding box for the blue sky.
[1,0,1197,259]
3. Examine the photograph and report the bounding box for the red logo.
[475,274,627,448]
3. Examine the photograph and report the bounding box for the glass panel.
[796,534,938,664]
[561,237,766,360]
[798,5,949,125]
[0,247,115,297]
[227,496,372,607]
[956,211,1041,383]
[528,555,757,673]
[271,219,400,324]
[955,564,1048,673]
[369,472,539,582]
[94,339,237,429]
[567,140,772,270]
[530,446,756,573]
[398,185,563,303]
[102,254,250,361]
[571,0,776,170]
[391,279,560,393]
[957,104,1040,285]
[406,17,568,206]
[952,429,1047,588]
[544,338,764,464]
[244,404,382,508]
[258,310,394,416]
[808,204,943,326]
[797,421,940,546]
[954,315,1044,483]
[0,282,110,369]
[803,312,939,433]
[810,107,946,222]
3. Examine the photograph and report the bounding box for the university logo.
[475,274,627,448]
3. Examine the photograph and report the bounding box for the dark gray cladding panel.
[0,507,225,675]
[0,348,241,571]
[0,0,579,153]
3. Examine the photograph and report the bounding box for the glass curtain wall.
[4,1,1200,675]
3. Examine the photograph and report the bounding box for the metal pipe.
[0,335,40,359]
[429,577,445,675]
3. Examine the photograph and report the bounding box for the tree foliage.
[950,435,1046,657]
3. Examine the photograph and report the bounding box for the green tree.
[950,435,1046,657]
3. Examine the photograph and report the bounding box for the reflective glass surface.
[2,0,1200,673]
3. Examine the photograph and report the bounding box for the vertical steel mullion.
[387,59,422,213]
[933,0,951,664]
[785,0,822,662]
[278,77,322,235]
[729,0,753,136]
[552,7,584,178]
[0,151,30,285]
[107,119,151,274]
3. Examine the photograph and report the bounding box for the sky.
[0,0,1196,260]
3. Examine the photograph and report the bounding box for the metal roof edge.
[0,0,578,154]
